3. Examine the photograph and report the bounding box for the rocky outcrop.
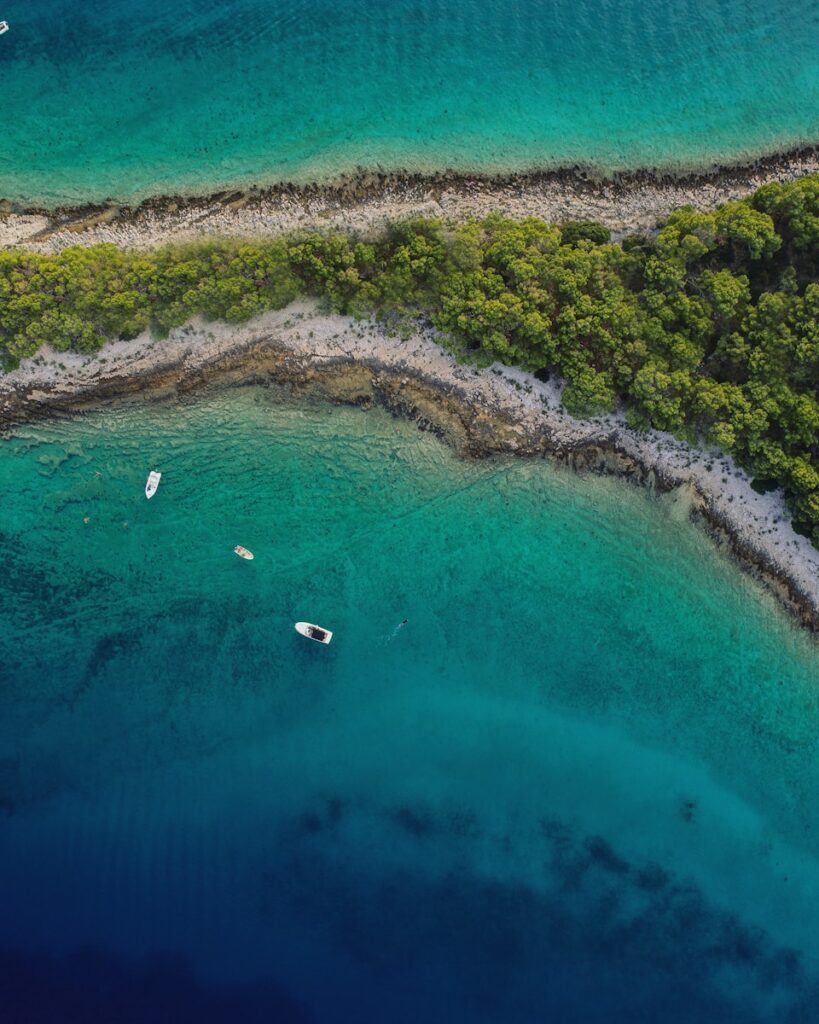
[1,307,817,634]
[4,147,819,252]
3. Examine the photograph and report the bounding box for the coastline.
[3,146,819,251]
[2,302,818,634]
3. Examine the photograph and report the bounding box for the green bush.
[560,221,612,247]
[2,175,819,544]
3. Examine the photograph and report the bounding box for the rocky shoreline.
[2,302,818,634]
[3,147,819,251]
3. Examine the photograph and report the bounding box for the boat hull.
[295,621,333,644]
[145,470,161,499]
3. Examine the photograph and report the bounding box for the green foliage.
[560,221,611,247]
[714,201,780,261]
[752,176,819,254]
[2,174,819,544]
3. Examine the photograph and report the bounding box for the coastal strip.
[2,302,818,634]
[3,147,819,252]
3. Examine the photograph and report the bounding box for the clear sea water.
[2,384,819,1022]
[1,0,818,205]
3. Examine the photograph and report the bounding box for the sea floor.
[2,0,819,205]
[2,388,819,1021]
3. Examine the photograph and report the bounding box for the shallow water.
[1,386,819,1021]
[2,0,819,205]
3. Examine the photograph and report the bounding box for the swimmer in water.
[387,618,408,642]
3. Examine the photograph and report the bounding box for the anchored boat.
[145,470,161,499]
[295,622,333,645]
[0,22,9,35]
[234,545,254,560]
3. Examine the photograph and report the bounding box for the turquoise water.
[1,0,819,206]
[2,385,819,1021]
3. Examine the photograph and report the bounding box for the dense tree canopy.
[2,175,819,544]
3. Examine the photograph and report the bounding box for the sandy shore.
[1,301,817,633]
[2,149,819,252]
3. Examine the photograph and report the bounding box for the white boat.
[234,545,254,560]
[145,470,161,499]
[0,22,8,35]
[295,621,333,645]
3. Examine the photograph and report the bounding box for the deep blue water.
[1,0,818,204]
[2,387,819,1022]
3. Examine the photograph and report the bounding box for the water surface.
[2,386,819,1021]
[1,0,818,205]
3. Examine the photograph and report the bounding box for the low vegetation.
[2,176,819,542]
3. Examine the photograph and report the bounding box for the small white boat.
[234,545,254,560]
[295,621,333,645]
[145,470,161,499]
[0,22,8,35]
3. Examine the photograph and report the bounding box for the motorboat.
[234,545,254,560]
[0,22,8,35]
[295,621,333,644]
[145,470,161,499]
